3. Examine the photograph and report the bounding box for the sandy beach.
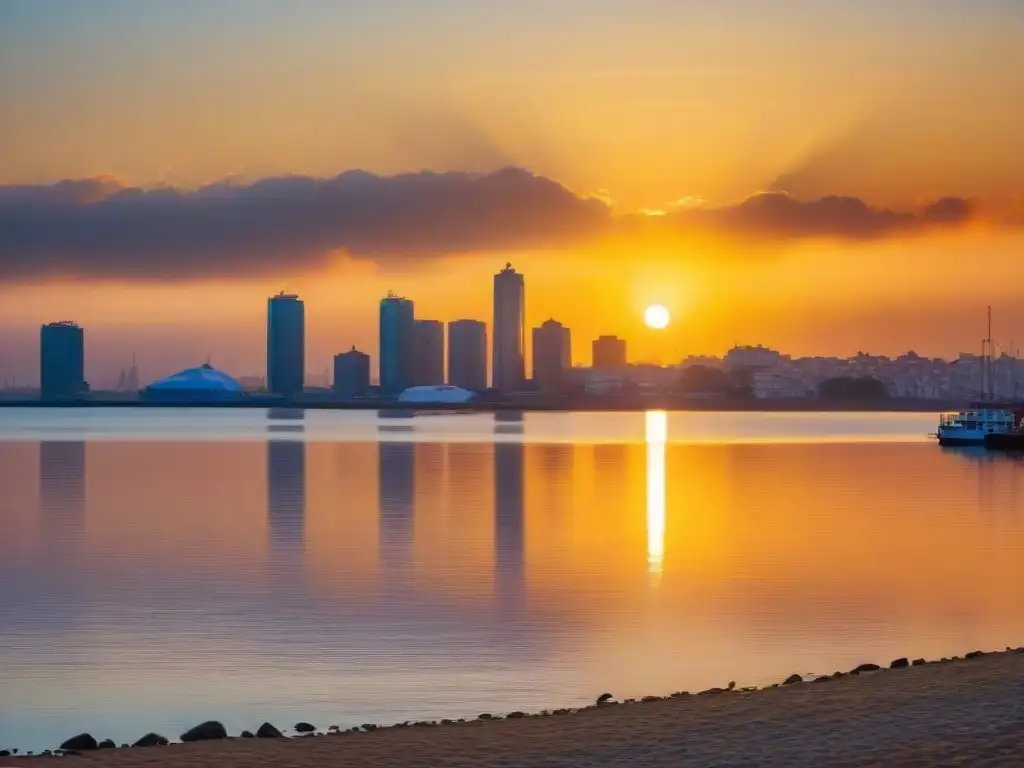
[4,649,1023,768]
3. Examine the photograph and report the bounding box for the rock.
[813,675,832,683]
[966,650,985,659]
[98,739,116,749]
[328,725,340,732]
[120,744,129,749]
[240,731,254,739]
[890,658,909,669]
[783,674,803,685]
[132,733,169,748]
[912,658,927,666]
[670,691,689,698]
[0,751,9,757]
[256,722,283,739]
[441,719,454,725]
[596,692,613,705]
[361,724,377,732]
[505,711,525,719]
[477,713,493,720]
[849,663,881,674]
[59,734,98,752]
[294,722,316,733]
[180,721,228,742]
[641,695,661,702]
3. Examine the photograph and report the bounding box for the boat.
[984,430,1024,451]
[937,407,1019,446]
[935,307,1022,446]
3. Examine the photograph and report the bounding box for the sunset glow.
[644,305,671,330]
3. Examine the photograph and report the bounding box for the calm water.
[1,408,1022,750]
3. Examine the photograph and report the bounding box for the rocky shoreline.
[2,645,1022,761]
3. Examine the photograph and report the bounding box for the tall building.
[413,319,445,386]
[379,292,415,395]
[493,262,525,393]
[333,346,371,398]
[593,335,627,370]
[267,292,305,397]
[448,319,487,391]
[532,319,572,393]
[40,321,85,400]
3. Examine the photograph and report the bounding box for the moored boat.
[937,407,1019,446]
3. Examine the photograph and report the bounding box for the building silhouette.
[333,346,370,398]
[267,292,305,397]
[40,321,85,400]
[593,335,627,370]
[413,319,445,386]
[379,292,415,395]
[532,319,571,393]
[492,263,525,393]
[448,319,487,392]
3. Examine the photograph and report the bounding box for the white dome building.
[397,385,475,404]
[143,364,245,402]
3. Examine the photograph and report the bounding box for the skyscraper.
[333,346,371,398]
[593,335,627,370]
[379,292,415,395]
[413,319,445,386]
[267,292,305,398]
[532,319,572,393]
[448,319,487,392]
[40,321,85,400]
[492,263,525,393]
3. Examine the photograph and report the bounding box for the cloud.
[0,168,989,281]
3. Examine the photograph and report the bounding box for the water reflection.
[267,411,306,557]
[39,441,86,547]
[645,411,667,580]
[494,441,525,610]
[378,440,415,590]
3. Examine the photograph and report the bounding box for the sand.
[5,650,1024,768]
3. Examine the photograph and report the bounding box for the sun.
[644,304,670,329]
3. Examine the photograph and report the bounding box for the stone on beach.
[240,731,254,739]
[596,692,613,705]
[850,663,882,674]
[180,721,228,742]
[59,733,98,751]
[294,722,316,733]
[98,739,116,749]
[256,722,284,739]
[890,658,909,669]
[783,674,803,684]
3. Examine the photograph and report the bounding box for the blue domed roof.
[146,364,243,392]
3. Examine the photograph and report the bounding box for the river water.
[0,408,1021,750]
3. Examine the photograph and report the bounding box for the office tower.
[40,321,86,400]
[333,346,371,398]
[413,319,445,386]
[267,292,305,398]
[448,319,487,392]
[593,335,627,370]
[532,319,572,393]
[379,292,415,395]
[492,262,525,393]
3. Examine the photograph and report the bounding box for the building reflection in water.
[494,413,525,610]
[38,440,86,548]
[645,411,667,580]
[266,410,306,557]
[378,437,415,589]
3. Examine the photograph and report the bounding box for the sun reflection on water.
[645,410,667,581]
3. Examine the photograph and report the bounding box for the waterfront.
[1,409,1022,751]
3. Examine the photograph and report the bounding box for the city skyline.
[1,2,1022,384]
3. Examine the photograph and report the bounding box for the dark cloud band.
[0,168,978,280]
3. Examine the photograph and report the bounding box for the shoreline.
[0,399,957,412]
[4,646,1023,767]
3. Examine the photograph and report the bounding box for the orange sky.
[0,1,1022,384]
